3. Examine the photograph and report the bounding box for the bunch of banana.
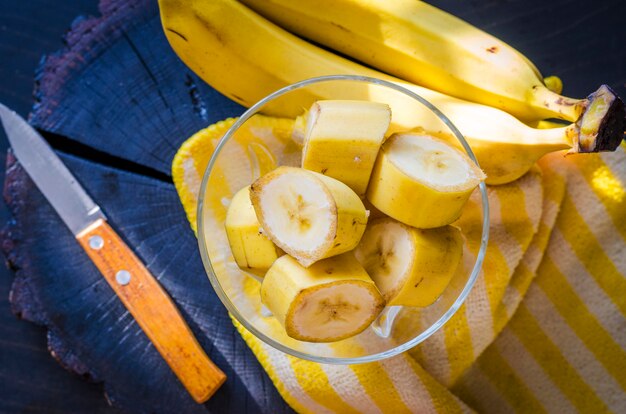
[240,0,616,124]
[159,0,624,186]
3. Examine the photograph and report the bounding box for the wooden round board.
[2,0,625,412]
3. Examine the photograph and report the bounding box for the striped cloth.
[173,115,626,413]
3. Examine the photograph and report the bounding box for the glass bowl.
[197,75,489,364]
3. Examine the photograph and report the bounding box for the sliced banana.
[261,253,385,342]
[354,218,463,307]
[225,186,282,275]
[250,166,368,267]
[301,100,391,196]
[367,133,485,228]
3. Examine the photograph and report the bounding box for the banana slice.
[367,133,485,228]
[261,253,385,342]
[302,100,391,196]
[354,218,463,307]
[250,166,368,267]
[225,186,282,275]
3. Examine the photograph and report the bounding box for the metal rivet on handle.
[115,270,131,286]
[89,235,104,250]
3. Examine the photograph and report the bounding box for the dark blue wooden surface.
[0,0,625,413]
[1,1,291,413]
[4,150,290,413]
[0,2,116,412]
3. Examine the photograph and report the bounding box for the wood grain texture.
[2,151,293,414]
[30,0,243,175]
[76,219,226,403]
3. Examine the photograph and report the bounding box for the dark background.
[0,0,624,412]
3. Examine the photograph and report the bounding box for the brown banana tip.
[594,87,624,152]
[578,84,625,152]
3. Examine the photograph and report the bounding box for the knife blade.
[0,105,106,234]
[0,103,226,403]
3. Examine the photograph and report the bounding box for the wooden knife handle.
[76,219,226,403]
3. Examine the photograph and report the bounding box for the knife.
[0,104,226,403]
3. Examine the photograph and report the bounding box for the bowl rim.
[197,74,490,364]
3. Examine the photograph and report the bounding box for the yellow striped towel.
[173,115,626,413]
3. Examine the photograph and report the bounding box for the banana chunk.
[301,100,391,196]
[367,133,485,228]
[261,254,385,342]
[225,186,282,275]
[250,166,368,267]
[355,218,463,307]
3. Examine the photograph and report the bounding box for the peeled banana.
[354,218,463,307]
[301,100,391,196]
[367,133,485,228]
[240,0,623,124]
[159,0,624,186]
[224,186,282,275]
[261,253,385,342]
[250,166,368,267]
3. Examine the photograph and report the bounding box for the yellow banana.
[224,185,282,275]
[354,218,463,307]
[367,133,485,228]
[240,0,623,125]
[250,166,368,267]
[301,100,391,196]
[544,76,564,95]
[261,253,384,342]
[158,0,623,185]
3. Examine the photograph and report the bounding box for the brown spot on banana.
[329,21,350,33]
[198,19,224,45]
[556,97,575,106]
[165,28,187,42]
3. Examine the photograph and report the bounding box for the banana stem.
[577,85,625,152]
[532,90,624,155]
[530,84,625,147]
[529,84,585,121]
[532,123,577,149]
